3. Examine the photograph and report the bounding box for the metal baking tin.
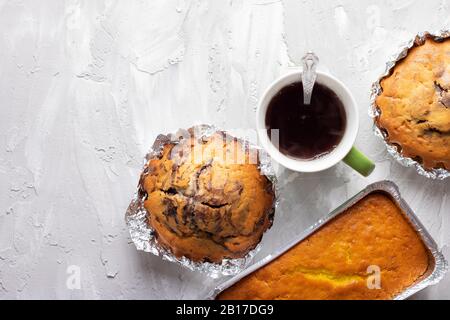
[207,180,448,300]
[125,125,278,278]
[370,31,450,180]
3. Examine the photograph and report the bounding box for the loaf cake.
[375,36,450,171]
[140,128,275,263]
[218,193,430,300]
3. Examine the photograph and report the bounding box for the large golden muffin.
[375,36,450,171]
[218,193,430,300]
[140,128,275,263]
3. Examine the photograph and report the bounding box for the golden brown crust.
[375,37,450,170]
[142,130,275,263]
[218,193,430,300]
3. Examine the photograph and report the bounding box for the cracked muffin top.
[375,37,450,171]
[140,128,275,263]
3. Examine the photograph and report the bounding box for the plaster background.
[0,0,449,299]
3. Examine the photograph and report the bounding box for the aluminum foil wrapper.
[370,30,450,180]
[125,125,278,278]
[208,181,448,300]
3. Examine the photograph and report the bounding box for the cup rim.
[256,70,359,173]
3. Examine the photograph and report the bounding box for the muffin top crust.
[375,37,450,170]
[140,128,275,263]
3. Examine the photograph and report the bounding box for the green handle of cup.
[343,147,375,177]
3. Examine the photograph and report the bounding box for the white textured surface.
[0,0,449,299]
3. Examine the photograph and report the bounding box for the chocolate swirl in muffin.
[140,128,275,263]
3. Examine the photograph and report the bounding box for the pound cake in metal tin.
[218,193,430,300]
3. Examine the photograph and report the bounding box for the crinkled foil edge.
[369,30,450,180]
[125,124,278,278]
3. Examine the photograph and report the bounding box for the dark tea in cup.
[265,82,347,160]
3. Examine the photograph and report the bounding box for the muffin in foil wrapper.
[370,30,450,180]
[125,125,278,278]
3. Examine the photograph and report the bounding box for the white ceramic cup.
[256,70,374,176]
